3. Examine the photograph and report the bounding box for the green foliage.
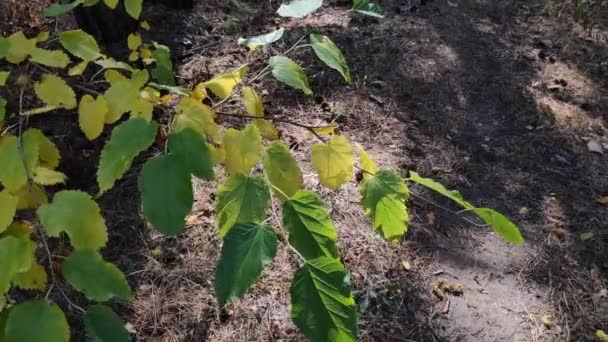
[215,223,278,306]
[0,2,524,340]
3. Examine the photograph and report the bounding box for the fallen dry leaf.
[550,227,568,239]
[596,196,608,205]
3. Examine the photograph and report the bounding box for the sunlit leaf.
[4,300,70,342]
[472,208,524,245]
[242,87,279,140]
[238,28,285,51]
[139,154,193,235]
[283,190,339,259]
[223,124,263,175]
[408,171,474,210]
[38,190,108,249]
[84,305,131,342]
[357,143,378,178]
[173,97,221,143]
[97,118,158,194]
[104,0,118,8]
[95,58,134,72]
[59,30,102,61]
[278,0,323,18]
[310,34,351,83]
[360,169,409,243]
[215,223,278,306]
[32,167,67,185]
[263,142,303,198]
[216,174,270,236]
[311,135,354,190]
[204,64,248,99]
[34,74,77,109]
[291,257,357,342]
[269,56,312,95]
[13,184,48,210]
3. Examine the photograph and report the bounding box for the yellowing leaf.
[311,123,338,137]
[130,98,154,122]
[311,135,354,190]
[140,21,151,30]
[263,142,303,198]
[357,143,378,177]
[12,262,47,290]
[34,74,77,109]
[192,83,208,101]
[0,190,18,233]
[124,0,143,19]
[68,61,89,76]
[36,32,50,42]
[204,64,248,99]
[79,95,108,140]
[103,78,140,124]
[38,190,108,250]
[12,184,48,210]
[242,86,264,116]
[29,48,71,68]
[209,144,226,163]
[0,133,39,192]
[173,97,221,143]
[255,119,280,140]
[127,33,142,51]
[104,70,127,84]
[59,29,103,61]
[5,32,36,64]
[128,51,139,62]
[140,45,152,60]
[33,167,67,185]
[0,71,11,86]
[223,124,262,175]
[28,129,60,169]
[104,0,119,8]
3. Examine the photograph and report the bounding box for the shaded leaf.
[223,124,263,175]
[269,56,312,95]
[138,154,193,236]
[5,32,36,64]
[84,305,131,342]
[310,33,351,83]
[5,300,69,342]
[29,48,71,68]
[216,174,270,236]
[0,190,18,233]
[59,29,102,61]
[283,190,339,259]
[0,236,33,295]
[168,128,214,180]
[151,43,175,86]
[352,0,384,17]
[263,142,303,198]
[215,223,278,306]
[173,98,221,143]
[34,74,77,109]
[12,262,47,290]
[0,133,39,192]
[79,94,108,140]
[124,0,143,19]
[63,249,132,301]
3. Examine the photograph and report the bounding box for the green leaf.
[0,38,8,59]
[29,48,71,68]
[44,0,84,17]
[0,190,18,234]
[0,236,33,295]
[0,133,40,192]
[5,300,70,342]
[269,56,312,95]
[223,124,263,175]
[5,32,36,64]
[357,143,378,178]
[59,30,102,61]
[238,28,285,51]
[138,154,193,236]
[97,118,158,194]
[263,142,303,199]
[62,249,132,301]
[168,129,214,180]
[38,190,108,250]
[352,0,384,18]
[278,0,323,18]
[309,34,351,83]
[124,0,143,19]
[408,171,474,209]
[0,98,5,124]
[360,169,409,243]
[472,208,524,245]
[283,190,339,259]
[291,257,357,342]
[0,71,10,86]
[216,174,270,236]
[84,305,131,342]
[34,74,77,110]
[151,43,175,86]
[215,223,278,306]
[311,135,354,190]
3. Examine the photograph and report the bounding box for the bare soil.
[2,0,608,341]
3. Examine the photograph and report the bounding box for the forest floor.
[3,0,608,341]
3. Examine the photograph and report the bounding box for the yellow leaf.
[12,184,48,210]
[104,78,140,124]
[209,144,225,164]
[34,74,77,109]
[127,33,142,51]
[192,83,208,101]
[128,51,140,62]
[242,86,264,116]
[104,70,127,84]
[140,46,152,60]
[29,48,71,68]
[28,129,60,169]
[4,221,34,238]
[35,31,50,43]
[68,61,89,76]
[159,94,175,105]
[263,142,302,198]
[0,190,18,233]
[312,123,338,137]
[173,97,221,143]
[130,98,154,122]
[357,143,378,178]
[0,133,39,192]
[104,0,118,8]
[33,167,67,185]
[254,119,279,140]
[223,124,262,175]
[311,135,354,190]
[6,31,36,64]
[79,95,108,140]
[12,262,47,290]
[204,64,248,99]
[139,87,161,103]
[140,20,151,31]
